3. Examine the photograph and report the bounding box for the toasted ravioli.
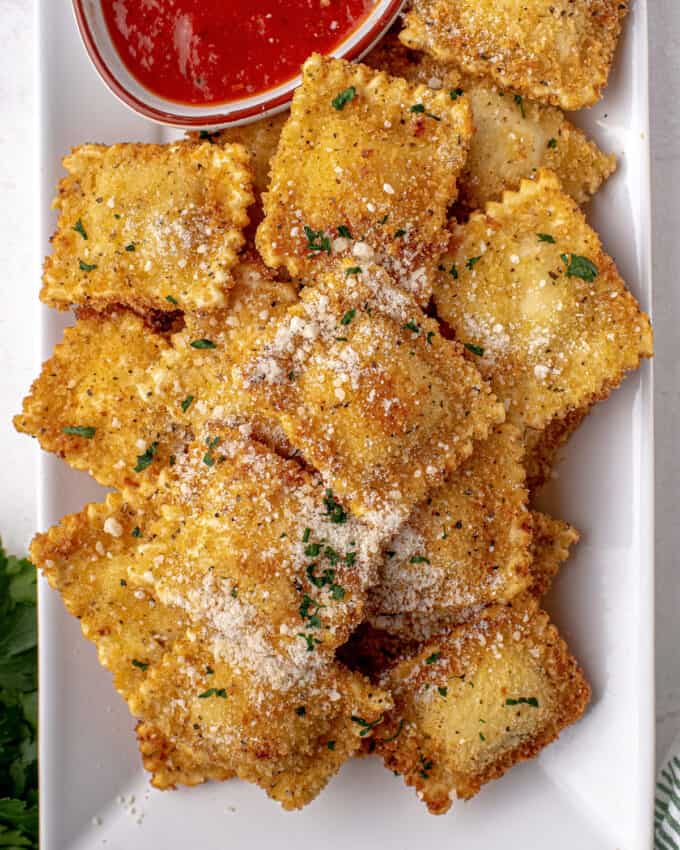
[400,0,628,110]
[369,424,531,620]
[365,33,615,210]
[524,405,591,491]
[375,602,590,813]
[257,53,473,304]
[528,512,580,599]
[434,171,653,430]
[129,638,391,807]
[243,263,504,532]
[124,426,383,660]
[30,493,188,701]
[14,310,186,491]
[41,142,253,313]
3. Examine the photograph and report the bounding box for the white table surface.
[0,0,677,771]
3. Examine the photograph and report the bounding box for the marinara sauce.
[102,0,376,106]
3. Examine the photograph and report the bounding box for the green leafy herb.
[0,540,38,850]
[404,320,420,334]
[464,342,485,357]
[73,219,88,240]
[299,594,323,628]
[190,338,216,349]
[449,88,464,100]
[547,137,558,149]
[344,266,362,277]
[351,714,384,737]
[505,696,539,707]
[514,94,526,118]
[304,225,331,254]
[180,395,194,413]
[198,688,227,699]
[203,436,221,467]
[393,228,406,238]
[426,331,435,345]
[410,103,440,121]
[302,528,311,543]
[131,659,149,671]
[323,489,347,524]
[437,686,448,698]
[331,86,356,110]
[205,666,215,675]
[134,441,158,473]
[199,130,217,141]
[230,587,238,598]
[380,718,404,743]
[327,740,336,750]
[560,253,598,282]
[165,295,178,305]
[298,632,321,652]
[538,233,556,243]
[418,754,434,779]
[295,706,306,717]
[78,259,97,272]
[465,256,481,270]
[125,242,136,252]
[379,214,389,225]
[449,263,459,279]
[479,732,486,741]
[409,555,429,564]
[340,309,356,325]
[131,526,141,538]
[62,425,96,439]
[337,225,352,239]
[425,652,441,665]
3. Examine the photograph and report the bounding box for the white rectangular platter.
[37,1,654,848]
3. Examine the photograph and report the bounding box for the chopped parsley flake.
[62,425,96,439]
[323,489,348,524]
[418,754,434,779]
[449,263,459,279]
[548,137,558,148]
[302,528,311,543]
[340,308,356,325]
[190,338,216,349]
[295,706,306,717]
[304,225,331,254]
[180,395,194,413]
[393,228,406,238]
[538,233,556,243]
[298,632,321,652]
[205,666,214,675]
[425,652,441,665]
[404,320,420,334]
[203,435,221,467]
[561,253,598,282]
[131,526,141,538]
[327,740,336,750]
[73,219,88,240]
[337,225,352,239]
[165,294,178,305]
[479,732,486,741]
[299,594,323,628]
[198,688,227,699]
[351,714,384,737]
[78,259,97,272]
[438,686,448,698]
[331,86,356,110]
[409,555,430,564]
[449,88,464,100]
[132,659,149,671]
[410,103,440,121]
[134,441,158,473]
[125,242,136,252]
[505,696,539,707]
[514,94,526,117]
[465,256,481,270]
[344,266,362,277]
[464,342,485,357]
[426,331,435,345]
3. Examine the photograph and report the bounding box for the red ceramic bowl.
[72,0,405,129]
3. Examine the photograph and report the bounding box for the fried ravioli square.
[433,170,653,430]
[375,601,590,813]
[400,0,629,110]
[369,424,531,621]
[41,141,253,313]
[243,263,505,532]
[364,32,616,210]
[129,638,391,808]
[256,53,473,304]
[14,310,186,491]
[30,493,188,701]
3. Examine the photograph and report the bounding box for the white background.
[0,0,677,772]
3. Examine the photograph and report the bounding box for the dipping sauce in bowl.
[101,0,377,106]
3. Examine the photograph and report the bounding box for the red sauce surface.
[102,0,376,106]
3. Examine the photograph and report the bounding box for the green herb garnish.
[560,253,598,282]
[505,696,539,707]
[62,426,96,439]
[466,256,481,270]
[134,441,158,473]
[337,225,352,239]
[304,225,331,254]
[538,233,556,243]
[425,652,441,665]
[132,659,149,671]
[332,86,356,110]
[78,260,97,272]
[198,688,227,699]
[180,395,194,413]
[190,339,216,349]
[351,714,384,737]
[73,219,88,240]
[464,342,485,357]
[340,309,356,325]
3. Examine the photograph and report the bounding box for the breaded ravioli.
[527,512,580,599]
[400,0,629,110]
[243,262,505,533]
[434,170,653,430]
[374,601,590,813]
[369,424,532,621]
[365,32,616,210]
[257,53,473,304]
[14,310,186,491]
[130,638,391,808]
[41,141,253,313]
